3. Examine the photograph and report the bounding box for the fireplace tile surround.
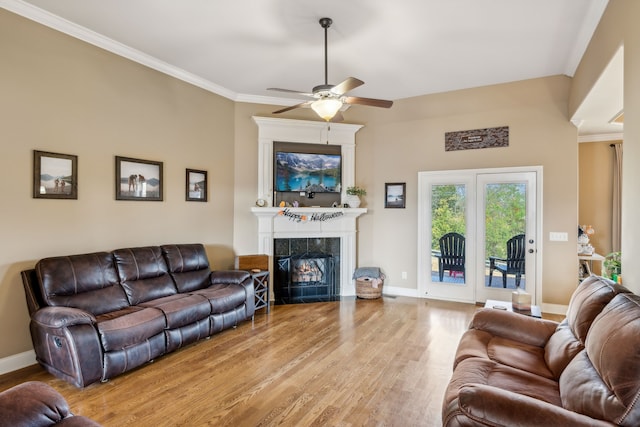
[274,237,340,304]
[251,117,366,299]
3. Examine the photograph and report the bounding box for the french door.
[418,167,541,304]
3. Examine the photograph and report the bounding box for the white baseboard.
[0,350,36,375]
[382,285,419,298]
[383,286,569,316]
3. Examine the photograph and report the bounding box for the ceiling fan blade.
[267,88,314,97]
[272,101,312,114]
[343,96,393,109]
[330,77,364,96]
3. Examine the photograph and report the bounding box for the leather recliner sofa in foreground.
[443,275,640,426]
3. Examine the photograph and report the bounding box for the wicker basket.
[356,278,383,299]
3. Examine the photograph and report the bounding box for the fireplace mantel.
[251,207,366,297]
[252,117,366,298]
[251,207,366,236]
[251,207,366,219]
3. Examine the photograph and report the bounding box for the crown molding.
[578,132,623,143]
[2,0,297,106]
[1,0,241,100]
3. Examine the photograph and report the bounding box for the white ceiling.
[3,0,622,137]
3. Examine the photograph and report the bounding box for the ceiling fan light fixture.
[311,98,342,121]
[268,17,392,118]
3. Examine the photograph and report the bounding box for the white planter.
[345,194,361,208]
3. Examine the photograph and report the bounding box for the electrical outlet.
[549,232,568,241]
[401,271,407,280]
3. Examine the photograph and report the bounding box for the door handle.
[529,239,534,244]
[528,249,534,253]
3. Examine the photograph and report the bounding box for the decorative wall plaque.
[445,126,509,151]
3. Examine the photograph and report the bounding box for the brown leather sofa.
[21,243,255,388]
[0,381,101,426]
[443,275,640,426]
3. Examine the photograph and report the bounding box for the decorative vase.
[345,194,361,208]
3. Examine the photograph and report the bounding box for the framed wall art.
[445,126,509,151]
[186,168,207,202]
[385,182,406,209]
[33,150,78,199]
[115,156,163,201]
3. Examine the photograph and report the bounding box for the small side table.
[484,299,541,318]
[578,253,605,279]
[249,270,270,313]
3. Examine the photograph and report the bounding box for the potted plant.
[604,251,621,282]
[345,186,366,208]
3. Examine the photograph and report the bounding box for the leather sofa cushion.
[456,329,554,379]
[36,252,130,316]
[453,308,557,377]
[192,283,248,314]
[162,244,212,293]
[444,357,562,411]
[544,275,630,377]
[113,246,178,305]
[95,306,166,352]
[140,294,211,328]
[560,293,640,426]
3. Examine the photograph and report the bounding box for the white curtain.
[612,143,623,252]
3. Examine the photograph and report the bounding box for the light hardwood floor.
[0,297,494,426]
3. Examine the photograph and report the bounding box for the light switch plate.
[549,232,568,241]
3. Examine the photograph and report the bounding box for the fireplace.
[251,117,367,301]
[274,238,340,304]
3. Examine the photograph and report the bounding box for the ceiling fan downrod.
[319,17,332,87]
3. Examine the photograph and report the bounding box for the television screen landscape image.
[275,152,341,193]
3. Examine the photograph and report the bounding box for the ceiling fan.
[268,17,393,122]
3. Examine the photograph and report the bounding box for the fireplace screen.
[275,253,337,304]
[292,258,326,283]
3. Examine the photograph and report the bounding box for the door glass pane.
[431,184,466,284]
[484,183,526,289]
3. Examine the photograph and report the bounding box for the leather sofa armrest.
[210,270,251,285]
[30,307,103,388]
[447,383,615,427]
[469,308,558,347]
[211,270,255,318]
[31,306,96,328]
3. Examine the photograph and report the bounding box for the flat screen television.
[275,152,341,193]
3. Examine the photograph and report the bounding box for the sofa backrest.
[565,275,630,341]
[161,244,212,293]
[113,246,177,305]
[559,293,640,426]
[544,275,630,377]
[35,252,130,316]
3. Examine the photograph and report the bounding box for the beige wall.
[234,76,580,307]
[0,10,236,358]
[571,0,640,292]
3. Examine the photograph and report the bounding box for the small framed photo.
[186,169,207,202]
[33,150,78,199]
[115,156,163,201]
[385,182,406,208]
